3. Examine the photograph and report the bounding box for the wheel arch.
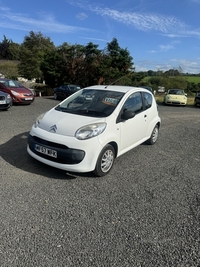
[108,141,118,158]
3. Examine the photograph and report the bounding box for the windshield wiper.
[77,109,107,116]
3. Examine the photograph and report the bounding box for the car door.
[117,92,148,154]
[60,85,69,99]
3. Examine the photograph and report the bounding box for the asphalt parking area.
[0,98,199,267]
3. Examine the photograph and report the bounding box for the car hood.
[0,91,7,96]
[38,108,106,136]
[11,87,33,94]
[168,94,186,99]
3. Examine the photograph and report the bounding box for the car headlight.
[34,113,45,128]
[75,123,106,140]
[11,90,20,96]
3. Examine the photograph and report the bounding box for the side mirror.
[121,110,135,120]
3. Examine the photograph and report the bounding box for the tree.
[7,42,21,60]
[18,31,55,80]
[101,38,134,84]
[0,35,11,59]
[0,61,19,79]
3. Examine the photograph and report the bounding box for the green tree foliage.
[18,31,55,80]
[81,42,102,86]
[41,42,85,87]
[7,42,21,60]
[0,61,19,79]
[0,35,20,60]
[41,38,134,88]
[101,38,134,84]
[0,35,11,59]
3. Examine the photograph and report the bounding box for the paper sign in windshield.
[102,97,119,106]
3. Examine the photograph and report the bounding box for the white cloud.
[0,4,94,33]
[135,58,200,74]
[159,44,174,52]
[76,12,88,20]
[66,0,200,38]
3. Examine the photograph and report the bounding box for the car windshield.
[168,89,184,95]
[55,89,124,117]
[0,79,23,88]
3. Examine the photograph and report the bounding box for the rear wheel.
[93,144,115,177]
[146,125,159,145]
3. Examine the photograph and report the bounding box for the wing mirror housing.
[121,110,135,120]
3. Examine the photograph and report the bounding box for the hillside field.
[143,76,200,84]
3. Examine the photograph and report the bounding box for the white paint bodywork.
[27,85,161,173]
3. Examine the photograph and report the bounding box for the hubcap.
[152,127,158,143]
[101,149,114,173]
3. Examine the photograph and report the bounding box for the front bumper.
[165,101,186,105]
[12,96,34,104]
[0,101,12,110]
[28,134,85,164]
[27,127,103,173]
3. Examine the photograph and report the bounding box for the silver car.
[0,91,12,110]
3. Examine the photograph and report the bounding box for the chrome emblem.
[49,124,57,133]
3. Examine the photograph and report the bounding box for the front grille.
[0,96,5,100]
[32,136,68,149]
[23,93,32,96]
[28,135,85,164]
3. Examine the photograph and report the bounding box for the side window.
[143,92,152,109]
[122,92,143,114]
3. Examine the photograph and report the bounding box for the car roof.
[84,85,150,94]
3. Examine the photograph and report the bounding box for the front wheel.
[93,144,115,177]
[146,125,159,145]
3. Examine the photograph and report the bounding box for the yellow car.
[164,89,187,106]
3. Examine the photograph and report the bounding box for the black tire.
[93,144,115,177]
[146,124,159,145]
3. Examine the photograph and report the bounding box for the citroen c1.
[27,85,161,176]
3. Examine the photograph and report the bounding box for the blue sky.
[0,0,200,74]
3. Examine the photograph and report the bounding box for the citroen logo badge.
[49,124,57,133]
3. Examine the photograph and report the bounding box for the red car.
[0,78,35,104]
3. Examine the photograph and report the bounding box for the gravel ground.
[0,97,200,267]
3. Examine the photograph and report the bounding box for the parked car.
[27,85,161,177]
[164,89,187,106]
[0,91,12,110]
[53,84,82,100]
[0,78,35,104]
[194,92,200,106]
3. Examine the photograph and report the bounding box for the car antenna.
[104,72,132,89]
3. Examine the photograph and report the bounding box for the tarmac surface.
[0,97,199,267]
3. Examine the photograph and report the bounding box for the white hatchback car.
[27,85,161,176]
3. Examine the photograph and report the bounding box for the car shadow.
[0,132,96,179]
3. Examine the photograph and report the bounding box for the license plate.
[34,144,57,158]
[25,98,33,100]
[0,100,6,104]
